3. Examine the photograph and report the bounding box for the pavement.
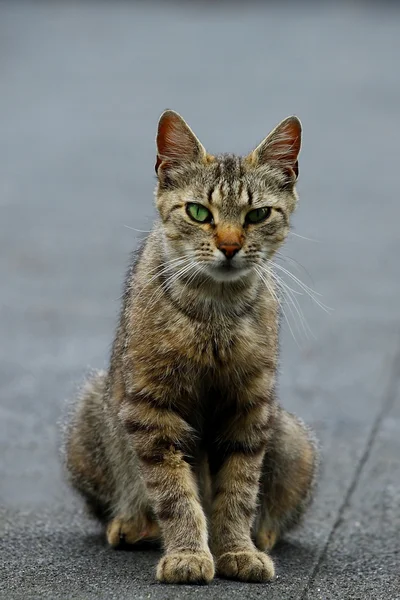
[0,2,399,599]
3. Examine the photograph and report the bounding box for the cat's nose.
[218,243,241,259]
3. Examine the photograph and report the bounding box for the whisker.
[133,256,194,306]
[141,258,192,290]
[275,251,315,285]
[114,255,192,302]
[144,261,198,315]
[273,262,322,297]
[123,225,152,233]
[178,263,204,304]
[260,266,310,341]
[270,260,304,296]
[289,231,320,242]
[144,254,193,278]
[272,262,333,313]
[255,266,300,347]
[263,266,315,340]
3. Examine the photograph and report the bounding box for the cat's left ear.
[155,110,210,175]
[247,116,302,180]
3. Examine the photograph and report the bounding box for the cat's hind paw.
[255,529,279,551]
[106,516,160,548]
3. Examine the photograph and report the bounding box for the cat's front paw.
[217,550,275,582]
[156,551,215,584]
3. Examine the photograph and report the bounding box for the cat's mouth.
[207,261,250,282]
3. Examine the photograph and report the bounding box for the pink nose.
[218,243,241,259]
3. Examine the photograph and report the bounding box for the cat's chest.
[195,319,252,361]
[180,313,272,370]
[136,299,278,388]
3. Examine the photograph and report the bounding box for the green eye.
[246,207,272,224]
[186,203,213,223]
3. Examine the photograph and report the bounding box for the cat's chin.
[207,265,251,283]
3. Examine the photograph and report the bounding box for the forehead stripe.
[237,178,244,201]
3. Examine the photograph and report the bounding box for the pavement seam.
[299,338,400,599]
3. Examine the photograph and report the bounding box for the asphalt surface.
[1,2,399,599]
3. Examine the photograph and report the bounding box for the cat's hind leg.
[65,371,162,551]
[254,406,319,551]
[64,371,113,520]
[106,513,161,547]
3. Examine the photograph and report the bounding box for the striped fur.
[64,111,318,584]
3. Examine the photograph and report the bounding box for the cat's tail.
[62,370,113,520]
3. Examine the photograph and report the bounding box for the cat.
[64,110,318,584]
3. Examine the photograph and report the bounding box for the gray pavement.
[1,2,399,599]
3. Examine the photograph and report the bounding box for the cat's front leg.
[209,398,275,582]
[120,397,214,584]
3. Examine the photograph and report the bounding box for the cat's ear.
[247,116,302,179]
[155,110,209,175]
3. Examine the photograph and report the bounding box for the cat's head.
[155,110,301,283]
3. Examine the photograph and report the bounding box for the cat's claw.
[156,551,215,584]
[217,550,275,582]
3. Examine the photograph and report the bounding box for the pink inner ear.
[157,115,175,158]
[157,113,198,164]
[269,120,301,164]
[156,115,182,173]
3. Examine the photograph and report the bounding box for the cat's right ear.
[155,110,209,177]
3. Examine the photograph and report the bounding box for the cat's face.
[155,111,301,283]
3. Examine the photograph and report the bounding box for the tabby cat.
[64,110,318,584]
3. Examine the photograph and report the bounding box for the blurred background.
[1,2,399,599]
